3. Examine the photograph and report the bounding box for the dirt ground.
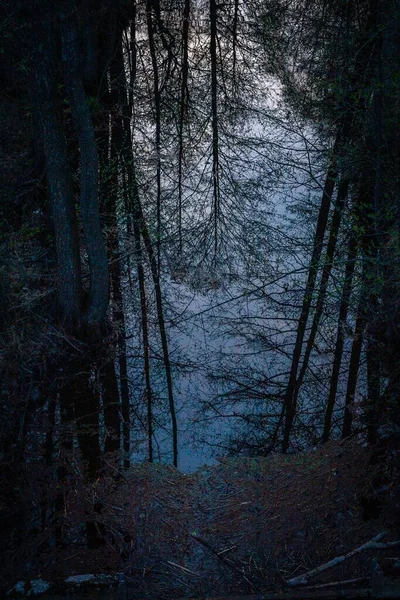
[15,438,396,599]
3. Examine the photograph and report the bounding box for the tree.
[27,0,121,549]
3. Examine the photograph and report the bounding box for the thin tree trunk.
[122,156,153,463]
[116,24,173,464]
[133,204,154,463]
[107,31,133,469]
[146,0,162,272]
[281,0,380,451]
[291,177,350,419]
[210,0,220,260]
[98,104,122,460]
[101,358,121,454]
[133,185,178,467]
[123,144,154,462]
[232,0,239,90]
[113,264,131,469]
[363,0,383,445]
[106,226,126,463]
[323,225,358,442]
[281,130,344,452]
[366,299,381,445]
[341,307,364,439]
[341,214,374,441]
[178,0,190,255]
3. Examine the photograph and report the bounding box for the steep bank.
[5,440,399,598]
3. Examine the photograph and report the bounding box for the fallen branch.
[166,560,201,577]
[286,531,398,586]
[187,588,400,600]
[191,534,259,591]
[302,576,368,590]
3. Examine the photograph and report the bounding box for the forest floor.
[6,439,400,599]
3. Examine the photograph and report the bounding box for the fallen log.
[302,576,368,590]
[286,531,400,586]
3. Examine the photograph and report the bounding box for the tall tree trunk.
[131,196,154,463]
[126,173,178,466]
[291,177,350,418]
[362,0,400,441]
[323,224,358,442]
[281,129,344,452]
[133,179,178,466]
[210,0,220,260]
[146,0,162,272]
[30,7,82,330]
[121,144,153,463]
[178,0,190,255]
[59,0,110,549]
[98,114,122,461]
[341,181,373,440]
[379,0,400,422]
[112,258,131,468]
[366,313,381,444]
[341,308,365,439]
[60,0,109,330]
[107,28,132,470]
[282,0,382,451]
[101,358,121,454]
[115,22,168,464]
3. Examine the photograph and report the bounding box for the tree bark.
[210,0,220,260]
[30,6,82,330]
[146,0,162,271]
[108,30,133,469]
[323,224,358,442]
[127,177,178,466]
[281,129,344,452]
[341,307,364,439]
[133,178,178,466]
[132,198,154,463]
[366,302,381,445]
[101,358,121,454]
[60,0,109,330]
[178,0,190,254]
[291,176,350,426]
